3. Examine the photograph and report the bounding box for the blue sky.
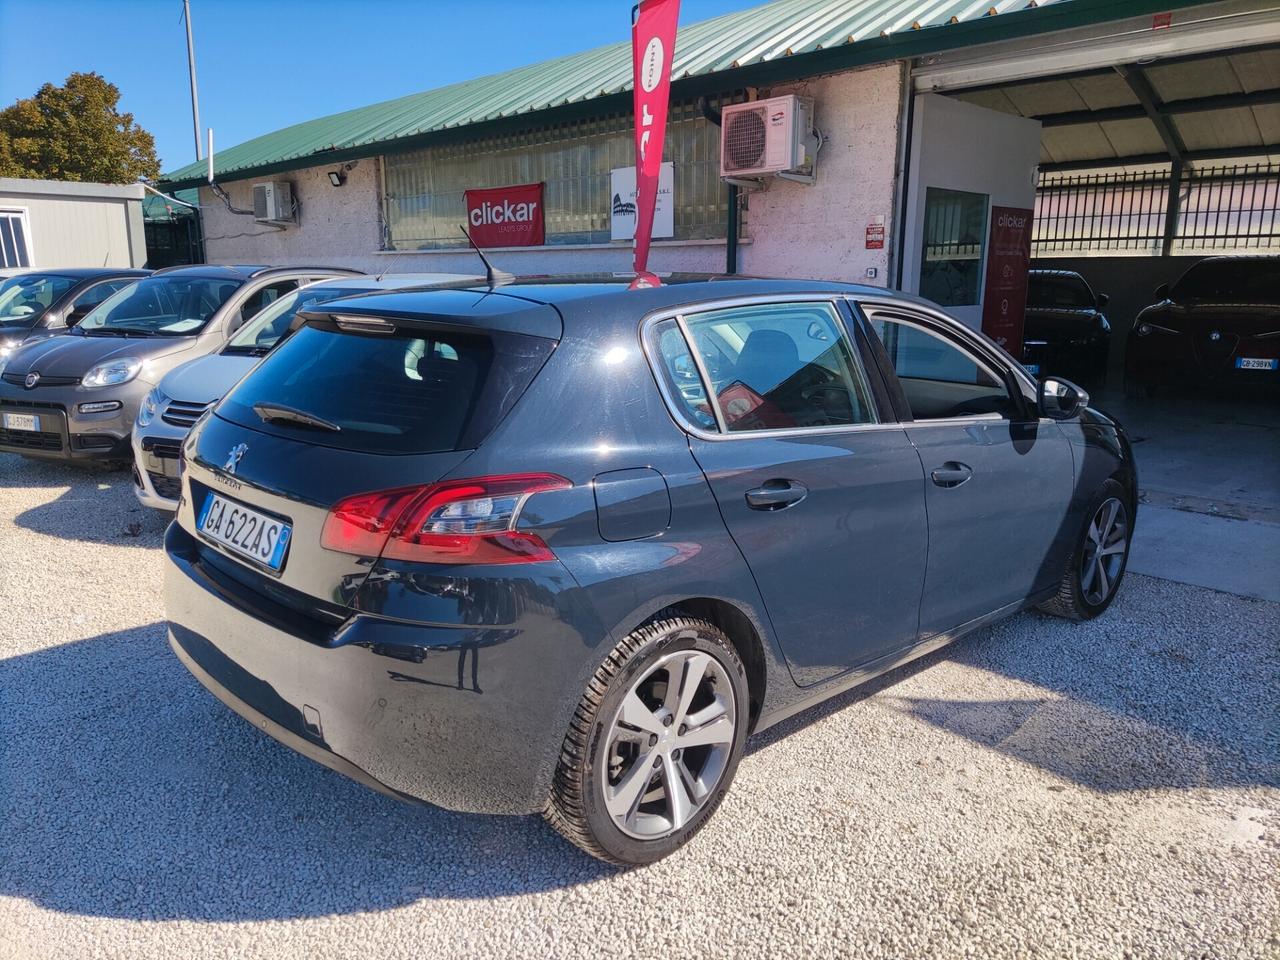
[0,0,750,175]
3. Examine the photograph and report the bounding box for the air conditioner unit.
[719,95,818,182]
[252,181,294,223]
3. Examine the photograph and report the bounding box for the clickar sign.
[464,182,545,247]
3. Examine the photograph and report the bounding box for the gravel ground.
[1,453,1277,960]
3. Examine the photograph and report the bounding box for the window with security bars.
[0,210,33,269]
[381,101,736,249]
[1034,162,1280,255]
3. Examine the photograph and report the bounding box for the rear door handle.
[745,479,808,510]
[930,462,973,488]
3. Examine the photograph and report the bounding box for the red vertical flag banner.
[980,206,1035,358]
[630,0,681,287]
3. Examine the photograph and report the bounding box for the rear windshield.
[1173,260,1280,303]
[216,323,553,454]
[1027,274,1095,309]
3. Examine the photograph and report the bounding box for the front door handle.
[745,479,808,511]
[930,462,973,488]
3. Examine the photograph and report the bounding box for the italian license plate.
[197,491,292,570]
[2,412,39,432]
[1236,357,1278,371]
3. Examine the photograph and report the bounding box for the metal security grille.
[1178,162,1280,252]
[1034,162,1280,255]
[382,101,733,249]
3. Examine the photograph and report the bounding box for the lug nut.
[672,749,682,760]
[649,734,658,747]
[654,757,662,768]
[678,724,687,736]
[663,716,673,727]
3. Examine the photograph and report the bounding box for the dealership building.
[158,0,1279,339]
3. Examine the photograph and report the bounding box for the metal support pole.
[725,183,739,274]
[1162,159,1184,257]
[184,0,202,162]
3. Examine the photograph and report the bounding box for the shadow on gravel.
[752,580,1279,794]
[0,455,169,547]
[0,624,613,922]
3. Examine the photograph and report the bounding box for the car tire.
[544,615,750,866]
[1039,478,1133,622]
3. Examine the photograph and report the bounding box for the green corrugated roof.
[158,0,1188,188]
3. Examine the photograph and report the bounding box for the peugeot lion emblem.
[24,371,39,389]
[224,443,248,474]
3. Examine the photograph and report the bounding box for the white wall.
[0,178,146,268]
[199,61,906,283]
[741,62,904,284]
[901,94,1042,329]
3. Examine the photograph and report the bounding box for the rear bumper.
[164,522,588,815]
[1126,332,1280,387]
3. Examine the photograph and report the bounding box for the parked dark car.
[1126,255,1280,395]
[0,268,151,359]
[164,275,1137,865]
[1022,269,1111,384]
[0,264,359,463]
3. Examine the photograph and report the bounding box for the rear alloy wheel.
[545,616,749,865]
[1040,478,1132,620]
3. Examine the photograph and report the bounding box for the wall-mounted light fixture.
[327,160,360,188]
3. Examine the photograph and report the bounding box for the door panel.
[868,310,1073,635]
[651,300,929,687]
[692,430,929,685]
[908,419,1072,635]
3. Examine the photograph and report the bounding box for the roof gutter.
[158,0,1215,191]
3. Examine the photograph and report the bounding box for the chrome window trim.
[639,293,892,443]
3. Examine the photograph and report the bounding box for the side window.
[239,280,300,325]
[69,281,129,316]
[871,316,1018,420]
[654,302,876,433]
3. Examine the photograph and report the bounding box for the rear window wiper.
[252,401,341,433]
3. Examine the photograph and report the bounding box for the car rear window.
[215,322,552,454]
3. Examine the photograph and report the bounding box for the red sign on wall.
[865,222,885,249]
[980,206,1034,357]
[464,182,544,247]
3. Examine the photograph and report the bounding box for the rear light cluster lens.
[321,474,571,565]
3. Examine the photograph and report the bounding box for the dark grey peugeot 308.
[164,276,1137,865]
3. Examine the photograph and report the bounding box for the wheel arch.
[657,597,768,734]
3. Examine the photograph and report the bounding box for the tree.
[0,72,159,184]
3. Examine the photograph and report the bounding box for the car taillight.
[321,473,571,565]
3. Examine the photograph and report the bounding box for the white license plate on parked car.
[2,413,39,432]
[197,491,292,570]
[1236,357,1278,371]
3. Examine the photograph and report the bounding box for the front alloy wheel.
[1040,478,1133,621]
[1080,497,1128,606]
[545,615,749,865]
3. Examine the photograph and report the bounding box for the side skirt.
[752,586,1056,735]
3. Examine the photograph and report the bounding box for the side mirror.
[1095,293,1109,309]
[1153,282,1170,302]
[1039,377,1088,421]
